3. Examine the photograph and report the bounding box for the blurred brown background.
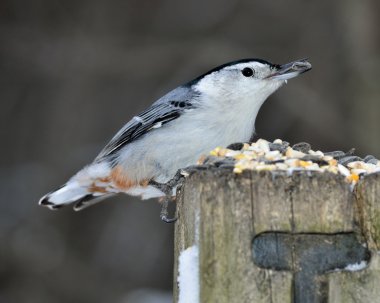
[1,0,379,302]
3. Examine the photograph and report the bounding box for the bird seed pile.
[204,139,380,187]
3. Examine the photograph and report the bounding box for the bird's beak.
[267,59,312,80]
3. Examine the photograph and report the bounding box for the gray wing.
[95,87,198,160]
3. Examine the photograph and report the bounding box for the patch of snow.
[344,260,368,272]
[178,245,199,303]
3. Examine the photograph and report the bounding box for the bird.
[39,58,312,222]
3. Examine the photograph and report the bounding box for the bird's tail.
[38,163,114,210]
[39,163,114,211]
[39,180,113,211]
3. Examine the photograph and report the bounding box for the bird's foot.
[149,173,182,223]
[149,166,208,223]
[159,196,177,223]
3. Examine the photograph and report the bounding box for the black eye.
[242,67,254,77]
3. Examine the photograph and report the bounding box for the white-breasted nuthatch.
[39,58,312,221]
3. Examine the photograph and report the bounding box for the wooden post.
[328,173,380,302]
[173,168,380,303]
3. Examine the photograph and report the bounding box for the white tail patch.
[39,181,92,210]
[39,162,111,210]
[45,181,87,203]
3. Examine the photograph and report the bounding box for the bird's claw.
[150,165,206,223]
[160,198,177,223]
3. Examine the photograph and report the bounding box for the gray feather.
[96,86,199,160]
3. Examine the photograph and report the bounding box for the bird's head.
[189,58,312,104]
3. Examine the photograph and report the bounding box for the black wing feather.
[96,101,195,159]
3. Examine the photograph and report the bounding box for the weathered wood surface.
[173,169,380,303]
[356,173,380,250]
[328,173,380,302]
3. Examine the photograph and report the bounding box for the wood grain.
[173,169,380,303]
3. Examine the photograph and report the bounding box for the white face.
[193,59,311,104]
[193,61,284,103]
[185,59,311,147]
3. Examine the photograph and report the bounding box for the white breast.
[116,94,266,184]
